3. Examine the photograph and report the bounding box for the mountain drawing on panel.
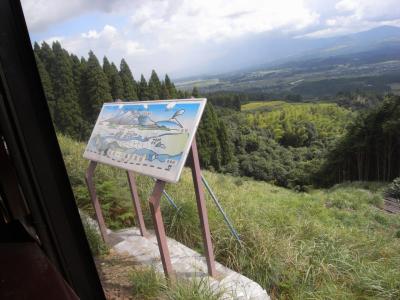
[83,99,206,183]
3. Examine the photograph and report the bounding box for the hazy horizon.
[22,0,400,79]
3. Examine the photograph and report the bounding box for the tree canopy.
[119,58,138,100]
[33,41,195,141]
[317,94,400,185]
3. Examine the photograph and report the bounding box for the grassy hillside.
[59,135,400,299]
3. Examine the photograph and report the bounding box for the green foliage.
[218,97,400,189]
[165,278,223,300]
[318,95,400,185]
[103,57,124,100]
[102,56,112,81]
[34,53,55,116]
[194,89,235,171]
[291,74,394,97]
[35,41,55,75]
[336,91,382,110]
[50,41,84,139]
[148,69,161,100]
[241,100,287,111]
[119,58,138,100]
[162,173,400,300]
[243,102,351,147]
[160,82,169,99]
[325,185,384,210]
[217,102,350,188]
[129,267,165,299]
[60,135,400,299]
[110,62,124,100]
[58,134,155,230]
[34,41,180,140]
[138,74,149,100]
[128,267,222,300]
[70,54,83,98]
[192,86,199,97]
[385,177,400,200]
[217,120,233,166]
[206,92,242,111]
[196,103,222,170]
[82,51,112,124]
[165,74,177,98]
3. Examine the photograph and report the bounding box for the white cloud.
[335,0,400,21]
[81,30,102,39]
[22,0,400,43]
[56,24,145,57]
[22,0,97,32]
[23,0,400,77]
[130,0,320,45]
[302,0,400,38]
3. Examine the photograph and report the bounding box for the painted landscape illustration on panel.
[83,99,206,182]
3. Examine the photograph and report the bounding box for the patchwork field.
[241,101,288,111]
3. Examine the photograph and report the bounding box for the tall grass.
[129,267,223,300]
[59,134,400,299]
[129,267,165,299]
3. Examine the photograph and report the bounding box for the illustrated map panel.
[83,99,206,183]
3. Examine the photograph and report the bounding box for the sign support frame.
[84,162,148,242]
[84,138,217,278]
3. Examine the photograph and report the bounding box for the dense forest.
[213,95,400,188]
[212,102,352,189]
[33,42,233,172]
[34,41,400,190]
[317,95,400,185]
[34,41,188,139]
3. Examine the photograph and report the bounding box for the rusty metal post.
[148,180,174,279]
[126,171,148,237]
[85,161,108,243]
[188,139,217,277]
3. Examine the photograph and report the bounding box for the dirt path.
[95,251,138,300]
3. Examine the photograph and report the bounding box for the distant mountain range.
[176,26,400,99]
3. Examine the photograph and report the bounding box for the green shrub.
[129,267,166,299]
[59,135,400,299]
[384,177,400,200]
[166,278,223,300]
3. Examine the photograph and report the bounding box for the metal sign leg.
[85,161,108,243]
[127,171,148,237]
[148,180,174,279]
[188,140,217,277]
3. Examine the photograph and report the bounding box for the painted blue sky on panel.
[101,103,200,124]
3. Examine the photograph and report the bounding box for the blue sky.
[21,0,400,78]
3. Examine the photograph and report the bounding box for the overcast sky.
[21,0,400,78]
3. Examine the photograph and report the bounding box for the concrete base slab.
[111,227,269,300]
